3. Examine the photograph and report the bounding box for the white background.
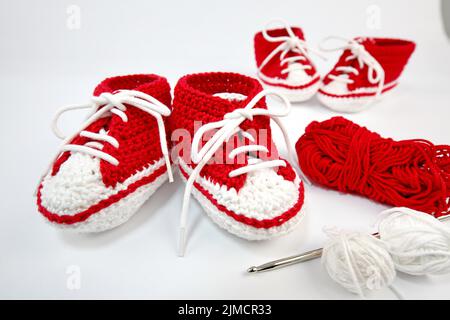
[1,0,449,299]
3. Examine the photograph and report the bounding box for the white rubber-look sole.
[317,88,395,113]
[178,164,306,240]
[45,171,169,233]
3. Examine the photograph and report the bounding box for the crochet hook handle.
[247,212,450,274]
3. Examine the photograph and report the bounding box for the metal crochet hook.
[247,247,323,273]
[247,212,450,274]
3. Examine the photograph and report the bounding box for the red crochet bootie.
[318,37,415,112]
[254,20,321,102]
[36,74,173,232]
[170,72,307,255]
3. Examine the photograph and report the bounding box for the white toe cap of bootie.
[285,64,315,86]
[317,76,377,113]
[203,167,300,220]
[40,153,112,216]
[320,78,350,95]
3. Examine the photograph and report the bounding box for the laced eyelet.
[258,20,324,78]
[48,90,173,179]
[321,37,385,106]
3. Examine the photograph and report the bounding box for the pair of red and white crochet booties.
[36,73,306,256]
[254,20,416,112]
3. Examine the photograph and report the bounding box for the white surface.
[1,0,449,299]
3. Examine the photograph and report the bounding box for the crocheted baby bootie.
[254,19,321,102]
[170,72,306,255]
[317,37,415,112]
[36,74,173,232]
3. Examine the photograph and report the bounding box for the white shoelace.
[49,90,173,182]
[320,36,385,103]
[178,89,310,256]
[259,19,324,77]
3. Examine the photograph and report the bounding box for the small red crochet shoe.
[254,20,321,102]
[170,72,307,255]
[36,74,173,232]
[317,37,415,112]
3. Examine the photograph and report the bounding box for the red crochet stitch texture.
[296,117,450,217]
[254,27,317,79]
[170,72,296,192]
[51,74,172,188]
[322,37,415,90]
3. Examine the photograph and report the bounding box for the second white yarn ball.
[378,207,450,275]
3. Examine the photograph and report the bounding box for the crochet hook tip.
[247,266,260,273]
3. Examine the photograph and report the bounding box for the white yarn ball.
[322,230,396,297]
[378,207,450,275]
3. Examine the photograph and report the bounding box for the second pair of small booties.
[254,20,415,112]
[37,72,305,249]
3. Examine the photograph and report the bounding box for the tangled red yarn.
[296,117,450,217]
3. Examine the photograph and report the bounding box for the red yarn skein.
[296,117,450,217]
